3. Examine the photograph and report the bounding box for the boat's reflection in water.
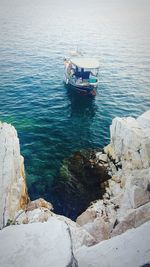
[66,85,97,119]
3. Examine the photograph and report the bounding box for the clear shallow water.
[0,0,150,215]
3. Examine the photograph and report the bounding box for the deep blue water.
[0,0,150,214]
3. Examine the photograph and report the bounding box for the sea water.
[0,0,150,217]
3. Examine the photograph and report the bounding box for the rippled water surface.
[0,0,150,215]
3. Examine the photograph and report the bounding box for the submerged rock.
[52,150,110,220]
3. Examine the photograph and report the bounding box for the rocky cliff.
[0,122,29,229]
[76,110,150,242]
[0,110,150,266]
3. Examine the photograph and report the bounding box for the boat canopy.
[70,57,99,69]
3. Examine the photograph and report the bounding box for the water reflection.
[67,86,97,118]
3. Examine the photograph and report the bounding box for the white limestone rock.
[26,198,53,211]
[118,169,150,214]
[77,110,150,242]
[135,201,150,228]
[112,201,150,237]
[137,109,150,131]
[110,110,150,169]
[54,215,96,250]
[110,202,150,237]
[0,218,77,267]
[75,220,150,267]
[96,152,108,163]
[14,208,96,251]
[22,208,53,224]
[108,179,122,196]
[14,210,28,224]
[76,209,97,226]
[82,216,111,242]
[76,199,117,243]
[0,122,29,229]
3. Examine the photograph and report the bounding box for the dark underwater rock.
[52,150,110,220]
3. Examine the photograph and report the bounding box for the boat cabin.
[70,57,99,82]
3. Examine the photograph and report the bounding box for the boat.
[64,55,99,96]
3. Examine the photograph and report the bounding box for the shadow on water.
[67,85,97,118]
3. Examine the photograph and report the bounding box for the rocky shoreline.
[76,109,150,242]
[0,110,150,266]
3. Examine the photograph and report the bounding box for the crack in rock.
[64,222,78,267]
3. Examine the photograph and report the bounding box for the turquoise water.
[0,0,150,216]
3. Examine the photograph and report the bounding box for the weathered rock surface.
[14,208,96,251]
[1,219,150,267]
[106,109,150,169]
[14,198,54,224]
[54,215,96,251]
[0,218,77,267]
[0,122,29,229]
[75,220,150,267]
[76,110,150,242]
[15,207,53,224]
[26,198,53,212]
